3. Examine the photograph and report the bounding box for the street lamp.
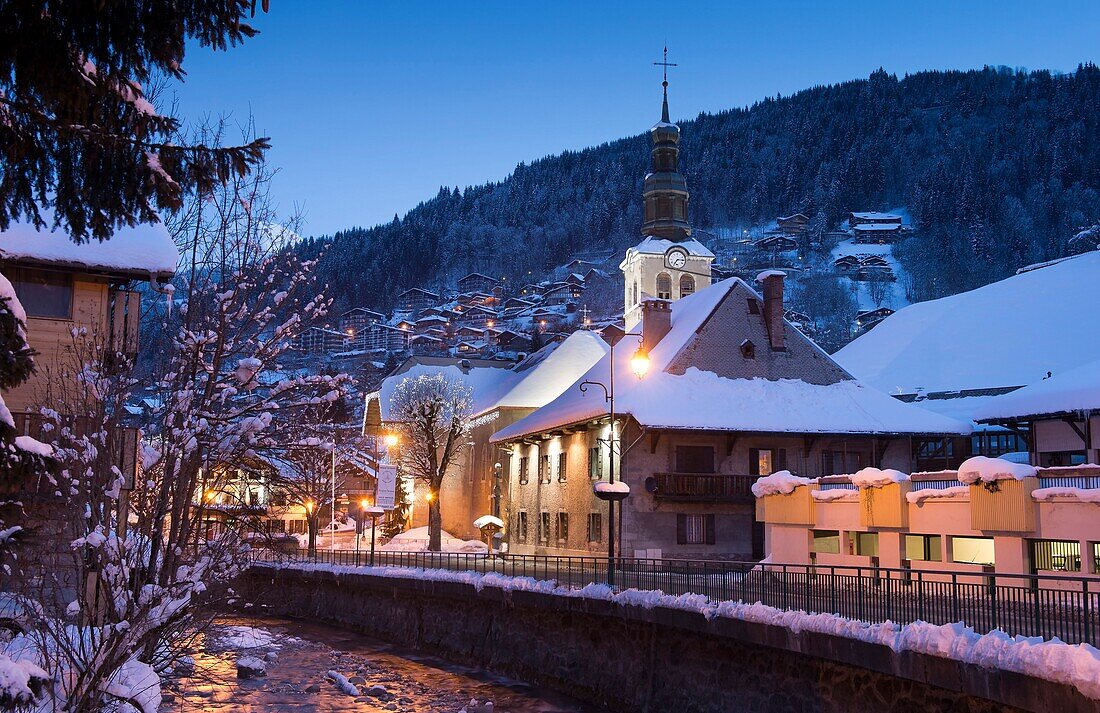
[579,331,649,587]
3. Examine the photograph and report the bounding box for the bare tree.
[388,374,473,551]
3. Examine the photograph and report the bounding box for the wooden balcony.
[650,472,759,502]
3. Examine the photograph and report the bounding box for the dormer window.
[740,339,755,360]
[747,298,760,315]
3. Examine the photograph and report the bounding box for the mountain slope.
[299,64,1100,314]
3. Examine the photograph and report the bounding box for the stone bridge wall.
[236,565,1090,713]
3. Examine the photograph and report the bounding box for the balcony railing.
[651,472,759,501]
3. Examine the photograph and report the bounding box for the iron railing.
[249,549,1100,645]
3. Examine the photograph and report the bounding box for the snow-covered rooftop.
[492,278,968,442]
[626,236,714,259]
[834,250,1100,395]
[851,212,903,221]
[0,214,179,278]
[973,358,1100,421]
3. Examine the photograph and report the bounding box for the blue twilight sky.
[170,1,1100,236]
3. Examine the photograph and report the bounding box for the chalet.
[413,314,450,332]
[855,307,894,332]
[754,234,799,252]
[565,273,586,286]
[455,339,490,355]
[1,217,178,574]
[397,287,440,312]
[850,213,904,244]
[393,318,416,331]
[776,213,809,234]
[492,273,966,560]
[504,297,536,311]
[457,272,501,294]
[835,250,1100,468]
[833,255,860,273]
[455,304,497,326]
[494,330,529,351]
[976,360,1099,467]
[849,211,903,227]
[340,307,384,335]
[542,283,579,306]
[365,323,411,353]
[295,326,347,353]
[364,334,608,540]
[408,334,446,354]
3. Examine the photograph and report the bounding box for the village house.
[1,218,178,579]
[850,212,905,244]
[776,213,809,235]
[364,332,608,541]
[294,326,347,354]
[456,272,501,295]
[396,286,440,312]
[834,250,1100,469]
[364,322,412,353]
[339,307,385,348]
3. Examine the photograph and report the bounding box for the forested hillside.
[299,65,1100,312]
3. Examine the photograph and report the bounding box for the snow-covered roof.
[370,360,517,421]
[973,359,1100,421]
[625,236,714,259]
[492,278,968,442]
[0,215,178,278]
[851,212,903,221]
[475,330,609,417]
[834,250,1100,395]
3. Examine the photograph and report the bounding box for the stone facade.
[238,566,1083,713]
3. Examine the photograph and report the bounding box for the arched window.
[656,272,672,300]
[679,274,695,297]
[632,281,639,306]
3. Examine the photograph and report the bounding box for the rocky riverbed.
[161,615,592,712]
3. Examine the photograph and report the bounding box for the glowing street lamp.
[383,432,399,449]
[629,346,650,379]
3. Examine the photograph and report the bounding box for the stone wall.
[237,566,1091,713]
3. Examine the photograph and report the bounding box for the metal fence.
[250,549,1100,645]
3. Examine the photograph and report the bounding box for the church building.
[490,78,968,561]
[621,75,713,330]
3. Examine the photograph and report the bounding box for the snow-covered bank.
[258,560,1100,701]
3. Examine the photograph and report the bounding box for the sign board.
[376,464,398,510]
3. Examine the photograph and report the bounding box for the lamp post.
[580,331,649,587]
[364,504,384,566]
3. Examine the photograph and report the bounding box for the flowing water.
[161,615,594,712]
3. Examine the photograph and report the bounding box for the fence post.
[1084,578,1092,646]
[951,573,960,623]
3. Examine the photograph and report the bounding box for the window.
[586,512,602,543]
[557,452,567,482]
[952,536,995,566]
[288,519,306,535]
[811,529,840,554]
[540,454,551,483]
[556,512,569,543]
[588,445,603,479]
[749,448,785,476]
[904,534,942,562]
[675,445,715,473]
[519,457,530,485]
[632,281,639,307]
[679,274,695,297]
[538,512,550,543]
[746,298,760,315]
[854,532,879,557]
[516,511,528,542]
[10,268,73,318]
[1031,539,1081,572]
[821,450,862,475]
[656,272,672,300]
[740,339,755,360]
[676,514,715,545]
[267,519,286,534]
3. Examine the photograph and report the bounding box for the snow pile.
[473,515,504,529]
[1032,487,1100,504]
[956,456,1037,485]
[263,560,1100,701]
[102,657,161,712]
[906,486,970,503]
[594,481,630,495]
[849,467,909,488]
[14,435,53,458]
[751,470,815,497]
[382,527,487,553]
[211,625,285,650]
[0,653,48,708]
[236,656,266,679]
[811,489,859,502]
[326,670,360,696]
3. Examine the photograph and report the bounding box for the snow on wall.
[848,467,909,488]
[261,561,1100,701]
[956,456,1037,485]
[751,470,816,497]
[906,485,970,503]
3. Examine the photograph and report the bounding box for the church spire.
[642,47,691,241]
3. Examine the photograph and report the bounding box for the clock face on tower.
[665,246,688,270]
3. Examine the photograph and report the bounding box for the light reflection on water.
[162,615,594,712]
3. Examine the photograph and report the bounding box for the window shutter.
[748,449,760,475]
[777,449,787,471]
[676,515,687,545]
[705,515,716,545]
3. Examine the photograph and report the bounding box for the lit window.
[904,534,942,562]
[854,532,879,557]
[952,536,995,566]
[677,514,715,545]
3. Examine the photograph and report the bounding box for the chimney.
[640,298,672,352]
[757,270,786,351]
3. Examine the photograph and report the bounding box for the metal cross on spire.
[654,46,677,123]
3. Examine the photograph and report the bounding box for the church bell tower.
[621,49,713,330]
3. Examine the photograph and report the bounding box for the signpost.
[376,464,398,510]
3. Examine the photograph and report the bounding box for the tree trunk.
[427,481,442,551]
[307,516,318,557]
